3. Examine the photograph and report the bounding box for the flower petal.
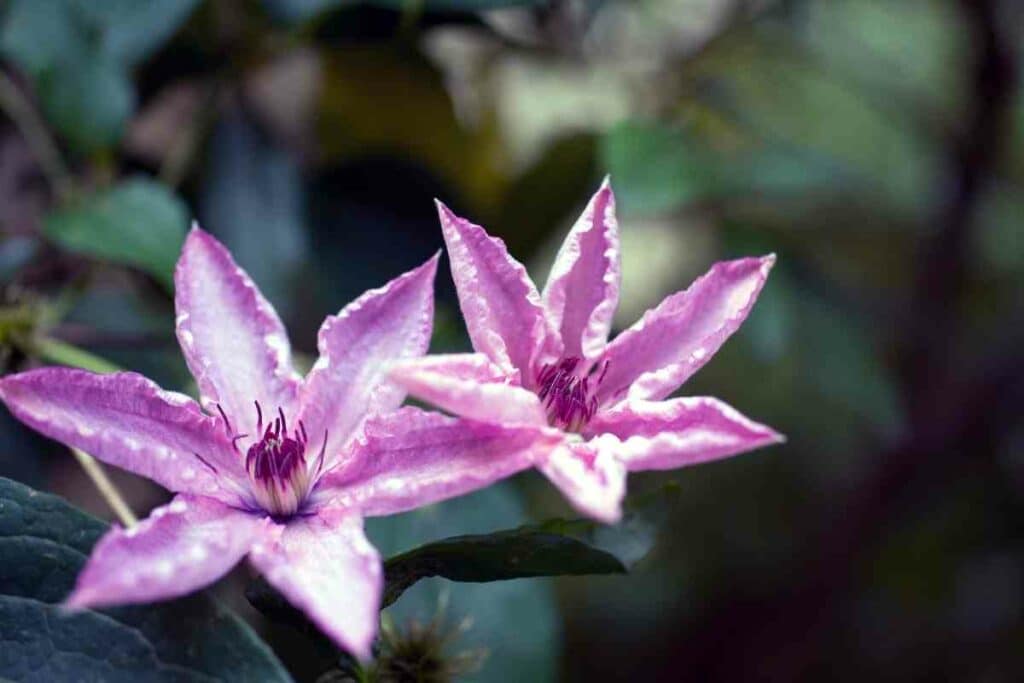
[389,353,547,426]
[65,494,264,609]
[536,437,627,524]
[249,510,381,660]
[437,201,558,379]
[0,368,246,503]
[315,407,556,516]
[542,178,621,363]
[596,255,775,405]
[588,397,784,471]
[298,255,438,461]
[175,226,300,435]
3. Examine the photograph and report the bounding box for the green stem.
[71,448,138,527]
[33,336,121,374]
[28,337,136,525]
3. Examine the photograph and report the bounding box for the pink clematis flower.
[0,228,557,659]
[391,179,784,523]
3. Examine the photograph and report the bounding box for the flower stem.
[30,336,136,525]
[33,336,121,374]
[70,448,138,527]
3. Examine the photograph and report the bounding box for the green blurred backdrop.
[1,0,1022,680]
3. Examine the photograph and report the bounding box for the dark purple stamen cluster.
[227,402,326,516]
[536,357,606,432]
[245,406,307,483]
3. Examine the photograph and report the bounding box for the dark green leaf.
[45,178,188,289]
[247,482,673,681]
[380,482,678,606]
[253,483,563,682]
[0,476,291,683]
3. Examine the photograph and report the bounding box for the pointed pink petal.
[0,369,247,503]
[542,179,621,363]
[249,510,380,660]
[297,256,438,463]
[315,407,558,516]
[175,227,300,435]
[437,201,558,378]
[536,437,627,524]
[65,495,264,609]
[588,397,784,471]
[389,353,546,426]
[596,255,775,405]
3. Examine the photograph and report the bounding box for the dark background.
[1,0,1022,680]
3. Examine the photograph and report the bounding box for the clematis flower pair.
[0,178,782,660]
[391,179,783,522]
[0,229,560,659]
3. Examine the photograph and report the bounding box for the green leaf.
[2,0,194,152]
[74,0,202,66]
[380,482,677,606]
[0,0,83,77]
[45,178,189,289]
[37,48,134,153]
[602,120,711,215]
[603,119,849,216]
[372,483,559,683]
[0,476,292,683]
[685,28,936,213]
[249,483,675,681]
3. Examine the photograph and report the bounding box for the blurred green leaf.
[45,178,188,289]
[602,120,711,215]
[382,482,677,606]
[804,0,965,119]
[38,49,134,153]
[75,0,202,66]
[685,29,936,214]
[0,476,292,682]
[603,119,847,216]
[0,0,84,76]
[1,0,195,152]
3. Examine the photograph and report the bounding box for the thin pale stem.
[33,336,121,374]
[0,70,74,201]
[71,448,138,527]
[29,336,135,525]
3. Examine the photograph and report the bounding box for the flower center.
[535,357,606,432]
[233,403,324,517]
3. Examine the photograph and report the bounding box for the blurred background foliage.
[1,0,1022,680]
